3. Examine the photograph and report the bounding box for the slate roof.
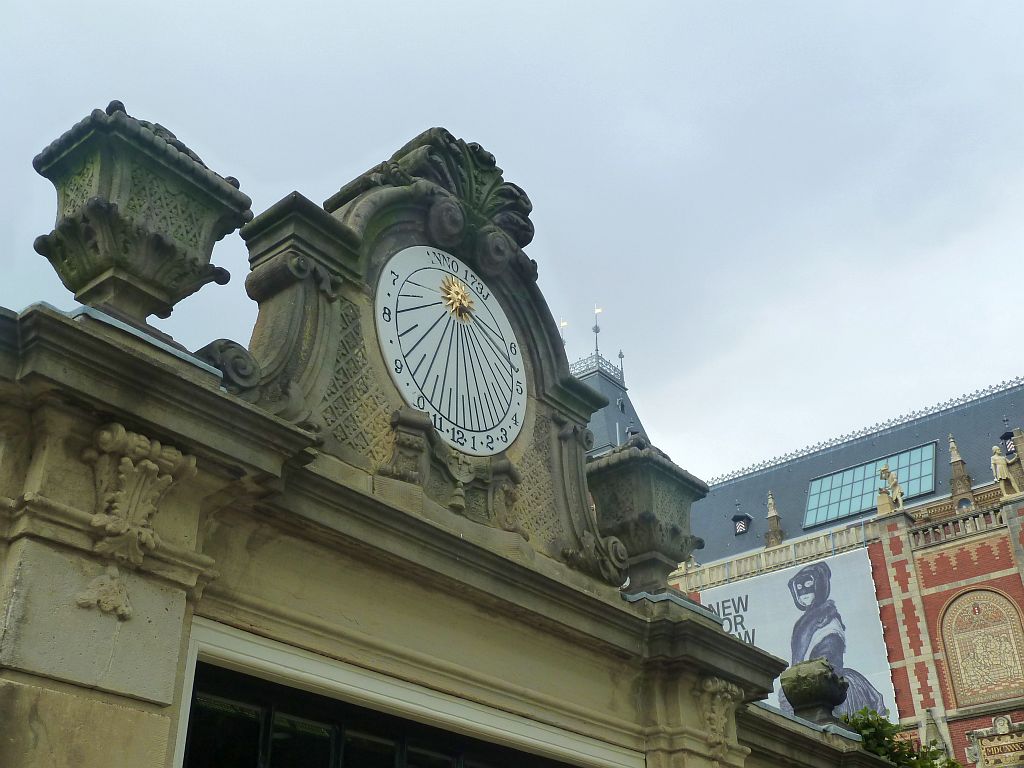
[574,352,648,456]
[692,378,1024,563]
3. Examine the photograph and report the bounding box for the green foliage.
[841,709,961,768]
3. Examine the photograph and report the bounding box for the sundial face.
[374,245,528,456]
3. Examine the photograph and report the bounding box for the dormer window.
[732,513,753,535]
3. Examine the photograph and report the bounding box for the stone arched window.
[941,589,1024,707]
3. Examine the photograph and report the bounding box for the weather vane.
[592,305,602,354]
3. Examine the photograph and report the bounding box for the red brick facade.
[872,500,1024,764]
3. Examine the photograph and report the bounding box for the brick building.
[658,382,1024,766]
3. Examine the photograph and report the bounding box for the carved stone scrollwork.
[197,193,355,428]
[555,418,629,586]
[195,339,262,400]
[82,422,197,566]
[325,128,537,281]
[427,197,467,248]
[695,676,745,767]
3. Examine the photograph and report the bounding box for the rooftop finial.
[592,305,602,354]
[949,433,962,463]
[558,318,568,346]
[618,349,625,381]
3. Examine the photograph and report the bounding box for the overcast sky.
[5,2,1024,480]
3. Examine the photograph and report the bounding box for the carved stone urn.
[586,435,707,593]
[32,101,253,323]
[779,658,849,725]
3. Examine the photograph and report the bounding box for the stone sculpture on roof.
[991,445,1021,497]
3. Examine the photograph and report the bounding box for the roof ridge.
[707,376,1024,485]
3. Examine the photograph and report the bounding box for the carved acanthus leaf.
[82,422,196,566]
[325,128,537,280]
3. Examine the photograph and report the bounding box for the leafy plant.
[842,709,961,768]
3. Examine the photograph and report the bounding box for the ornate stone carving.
[198,193,355,428]
[33,101,252,322]
[694,676,744,767]
[379,408,432,484]
[289,131,629,585]
[942,590,1024,707]
[377,407,528,537]
[75,565,132,620]
[324,128,536,281]
[195,339,262,399]
[587,435,707,593]
[966,715,1024,767]
[82,422,197,566]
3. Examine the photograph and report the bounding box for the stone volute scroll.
[32,101,253,325]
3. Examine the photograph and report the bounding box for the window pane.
[838,499,851,515]
[186,695,263,768]
[897,453,909,469]
[408,746,455,768]
[839,485,852,501]
[853,465,865,481]
[810,478,822,494]
[910,447,922,463]
[270,713,333,768]
[842,469,854,484]
[906,478,920,496]
[921,457,933,476]
[344,732,396,768]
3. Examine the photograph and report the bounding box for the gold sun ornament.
[440,275,475,322]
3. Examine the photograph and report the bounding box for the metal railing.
[569,353,624,385]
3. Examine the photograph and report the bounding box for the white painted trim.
[172,617,643,768]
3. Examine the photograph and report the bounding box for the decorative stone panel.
[942,590,1024,707]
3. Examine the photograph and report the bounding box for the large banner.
[699,548,897,720]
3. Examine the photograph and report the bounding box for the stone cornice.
[3,492,218,594]
[6,303,776,692]
[256,457,777,690]
[13,303,316,476]
[737,704,889,767]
